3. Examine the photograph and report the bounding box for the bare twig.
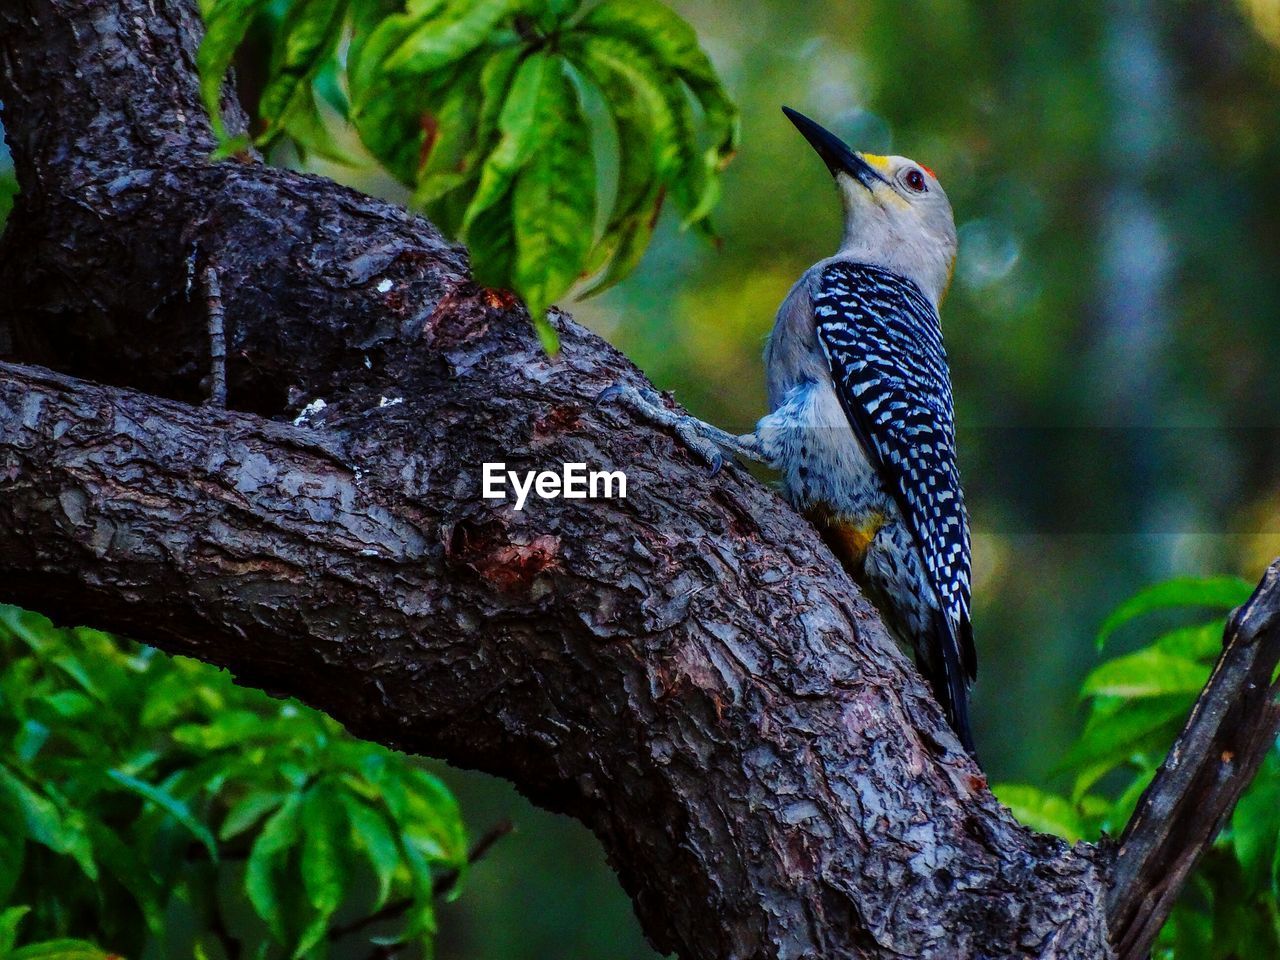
[203,265,227,409]
[1106,560,1280,958]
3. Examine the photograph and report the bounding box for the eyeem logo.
[482,462,627,511]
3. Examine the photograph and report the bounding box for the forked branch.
[1107,561,1280,959]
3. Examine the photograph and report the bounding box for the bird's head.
[783,107,957,307]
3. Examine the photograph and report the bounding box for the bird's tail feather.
[924,608,977,757]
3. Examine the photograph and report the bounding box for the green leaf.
[197,0,271,138]
[257,0,348,148]
[37,691,93,720]
[8,940,111,960]
[414,47,519,221]
[49,655,102,702]
[1154,620,1227,662]
[1060,696,1190,797]
[579,0,738,227]
[533,315,561,356]
[566,25,708,283]
[992,783,1085,842]
[348,10,419,105]
[533,0,581,30]
[410,53,489,205]
[0,804,24,904]
[1233,752,1280,890]
[13,721,48,766]
[1096,576,1253,650]
[313,55,350,118]
[583,0,737,144]
[583,32,694,183]
[390,840,437,947]
[465,185,517,292]
[0,607,58,652]
[467,44,522,163]
[220,789,286,841]
[1080,648,1212,699]
[246,793,303,944]
[0,766,97,882]
[338,793,400,909]
[350,44,473,187]
[172,709,270,749]
[295,786,346,957]
[464,51,558,231]
[209,133,254,162]
[106,769,219,863]
[384,0,512,75]
[0,907,30,956]
[567,33,664,295]
[280,87,358,165]
[0,173,18,231]
[404,768,467,867]
[409,43,519,239]
[1207,852,1280,957]
[1161,903,1214,960]
[511,57,596,318]
[83,818,167,935]
[1075,792,1113,828]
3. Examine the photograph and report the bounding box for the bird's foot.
[596,383,725,475]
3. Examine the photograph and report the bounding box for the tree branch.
[1106,561,1280,959]
[0,349,1110,959]
[0,0,1275,956]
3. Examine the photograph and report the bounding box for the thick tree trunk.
[0,2,1275,958]
[0,357,1112,959]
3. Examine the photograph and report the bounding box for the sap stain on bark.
[446,517,560,594]
[533,404,582,438]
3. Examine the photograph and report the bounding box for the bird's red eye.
[905,169,927,192]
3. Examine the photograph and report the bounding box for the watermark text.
[482,462,627,510]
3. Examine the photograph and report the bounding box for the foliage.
[0,173,17,230]
[195,0,739,350]
[0,606,468,959]
[0,906,114,960]
[993,575,1280,958]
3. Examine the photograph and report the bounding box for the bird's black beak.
[782,106,885,191]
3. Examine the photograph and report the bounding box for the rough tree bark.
[0,2,1276,958]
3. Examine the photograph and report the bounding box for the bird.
[600,107,976,755]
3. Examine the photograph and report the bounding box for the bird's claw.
[596,381,724,475]
[594,383,633,407]
[672,423,724,474]
[596,383,664,408]
[595,382,670,419]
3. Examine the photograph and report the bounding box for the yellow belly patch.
[807,506,886,569]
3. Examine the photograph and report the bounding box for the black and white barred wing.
[812,262,975,678]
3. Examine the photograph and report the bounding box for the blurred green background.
[8,0,1280,956]
[435,0,1280,954]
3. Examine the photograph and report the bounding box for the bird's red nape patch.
[921,164,938,180]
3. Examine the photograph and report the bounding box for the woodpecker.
[601,107,975,754]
